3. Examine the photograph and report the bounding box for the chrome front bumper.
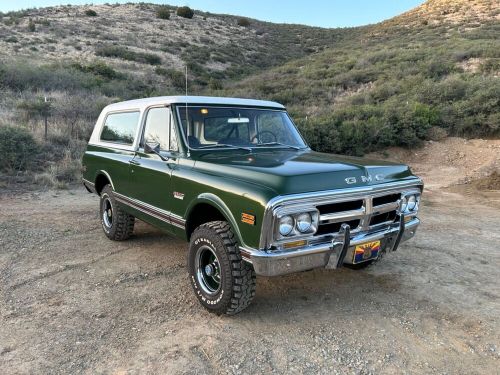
[240,216,420,277]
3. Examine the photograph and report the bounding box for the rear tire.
[188,221,256,315]
[100,184,135,241]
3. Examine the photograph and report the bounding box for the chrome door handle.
[129,160,140,166]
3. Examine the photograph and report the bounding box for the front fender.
[185,193,244,246]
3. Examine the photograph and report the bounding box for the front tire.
[99,184,135,241]
[345,260,374,270]
[188,221,256,315]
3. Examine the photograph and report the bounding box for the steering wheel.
[251,130,278,144]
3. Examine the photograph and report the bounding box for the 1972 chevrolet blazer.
[82,96,422,314]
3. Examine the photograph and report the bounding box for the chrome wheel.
[195,245,221,295]
[102,197,113,229]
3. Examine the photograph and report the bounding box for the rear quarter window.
[100,111,140,145]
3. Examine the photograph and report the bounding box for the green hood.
[193,149,417,196]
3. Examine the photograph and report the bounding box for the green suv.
[82,96,422,314]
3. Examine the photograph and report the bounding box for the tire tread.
[191,220,256,315]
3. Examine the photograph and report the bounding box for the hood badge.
[345,174,385,184]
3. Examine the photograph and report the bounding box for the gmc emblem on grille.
[345,174,385,184]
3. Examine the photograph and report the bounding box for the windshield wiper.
[254,142,301,150]
[195,143,252,151]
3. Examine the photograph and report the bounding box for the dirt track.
[1,140,500,374]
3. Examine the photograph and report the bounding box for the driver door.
[127,106,178,227]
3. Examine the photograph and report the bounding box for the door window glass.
[143,107,170,150]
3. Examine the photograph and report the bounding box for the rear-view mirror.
[228,117,249,124]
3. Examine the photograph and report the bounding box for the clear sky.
[0,0,426,28]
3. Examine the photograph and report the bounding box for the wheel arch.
[185,193,243,245]
[94,170,115,195]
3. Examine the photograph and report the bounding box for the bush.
[237,18,251,27]
[177,6,194,19]
[0,126,39,172]
[27,18,36,32]
[427,126,448,141]
[480,58,500,74]
[85,9,97,17]
[71,61,123,80]
[208,78,222,90]
[95,45,162,65]
[156,6,170,20]
[155,67,185,89]
[34,152,82,189]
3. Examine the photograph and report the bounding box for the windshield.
[176,106,307,150]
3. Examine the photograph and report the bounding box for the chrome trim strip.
[320,208,365,223]
[82,178,95,187]
[260,179,423,249]
[114,192,186,229]
[372,201,399,215]
[82,178,96,194]
[98,170,115,191]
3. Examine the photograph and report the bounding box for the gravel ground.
[0,184,499,374]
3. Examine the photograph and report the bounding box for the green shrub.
[155,67,185,89]
[480,58,500,74]
[36,18,51,26]
[71,61,123,80]
[0,126,39,172]
[85,9,97,17]
[95,45,162,65]
[27,18,36,32]
[156,6,170,20]
[237,18,251,27]
[208,78,222,90]
[177,6,194,19]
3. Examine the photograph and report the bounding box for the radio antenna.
[185,65,190,156]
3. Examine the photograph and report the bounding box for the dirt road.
[1,140,499,374]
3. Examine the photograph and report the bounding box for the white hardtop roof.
[103,96,285,112]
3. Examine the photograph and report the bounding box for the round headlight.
[279,215,294,236]
[296,212,312,233]
[400,196,408,212]
[407,195,417,211]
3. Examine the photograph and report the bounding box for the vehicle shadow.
[129,220,415,321]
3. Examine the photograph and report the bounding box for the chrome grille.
[316,193,400,236]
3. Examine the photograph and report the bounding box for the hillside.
[0,0,498,187]
[225,0,499,154]
[0,3,346,96]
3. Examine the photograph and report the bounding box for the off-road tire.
[188,221,256,315]
[100,184,134,241]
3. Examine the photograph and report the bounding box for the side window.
[143,107,170,151]
[100,111,140,145]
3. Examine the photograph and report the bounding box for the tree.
[177,6,194,19]
[28,18,36,32]
[237,18,250,27]
[156,6,170,20]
